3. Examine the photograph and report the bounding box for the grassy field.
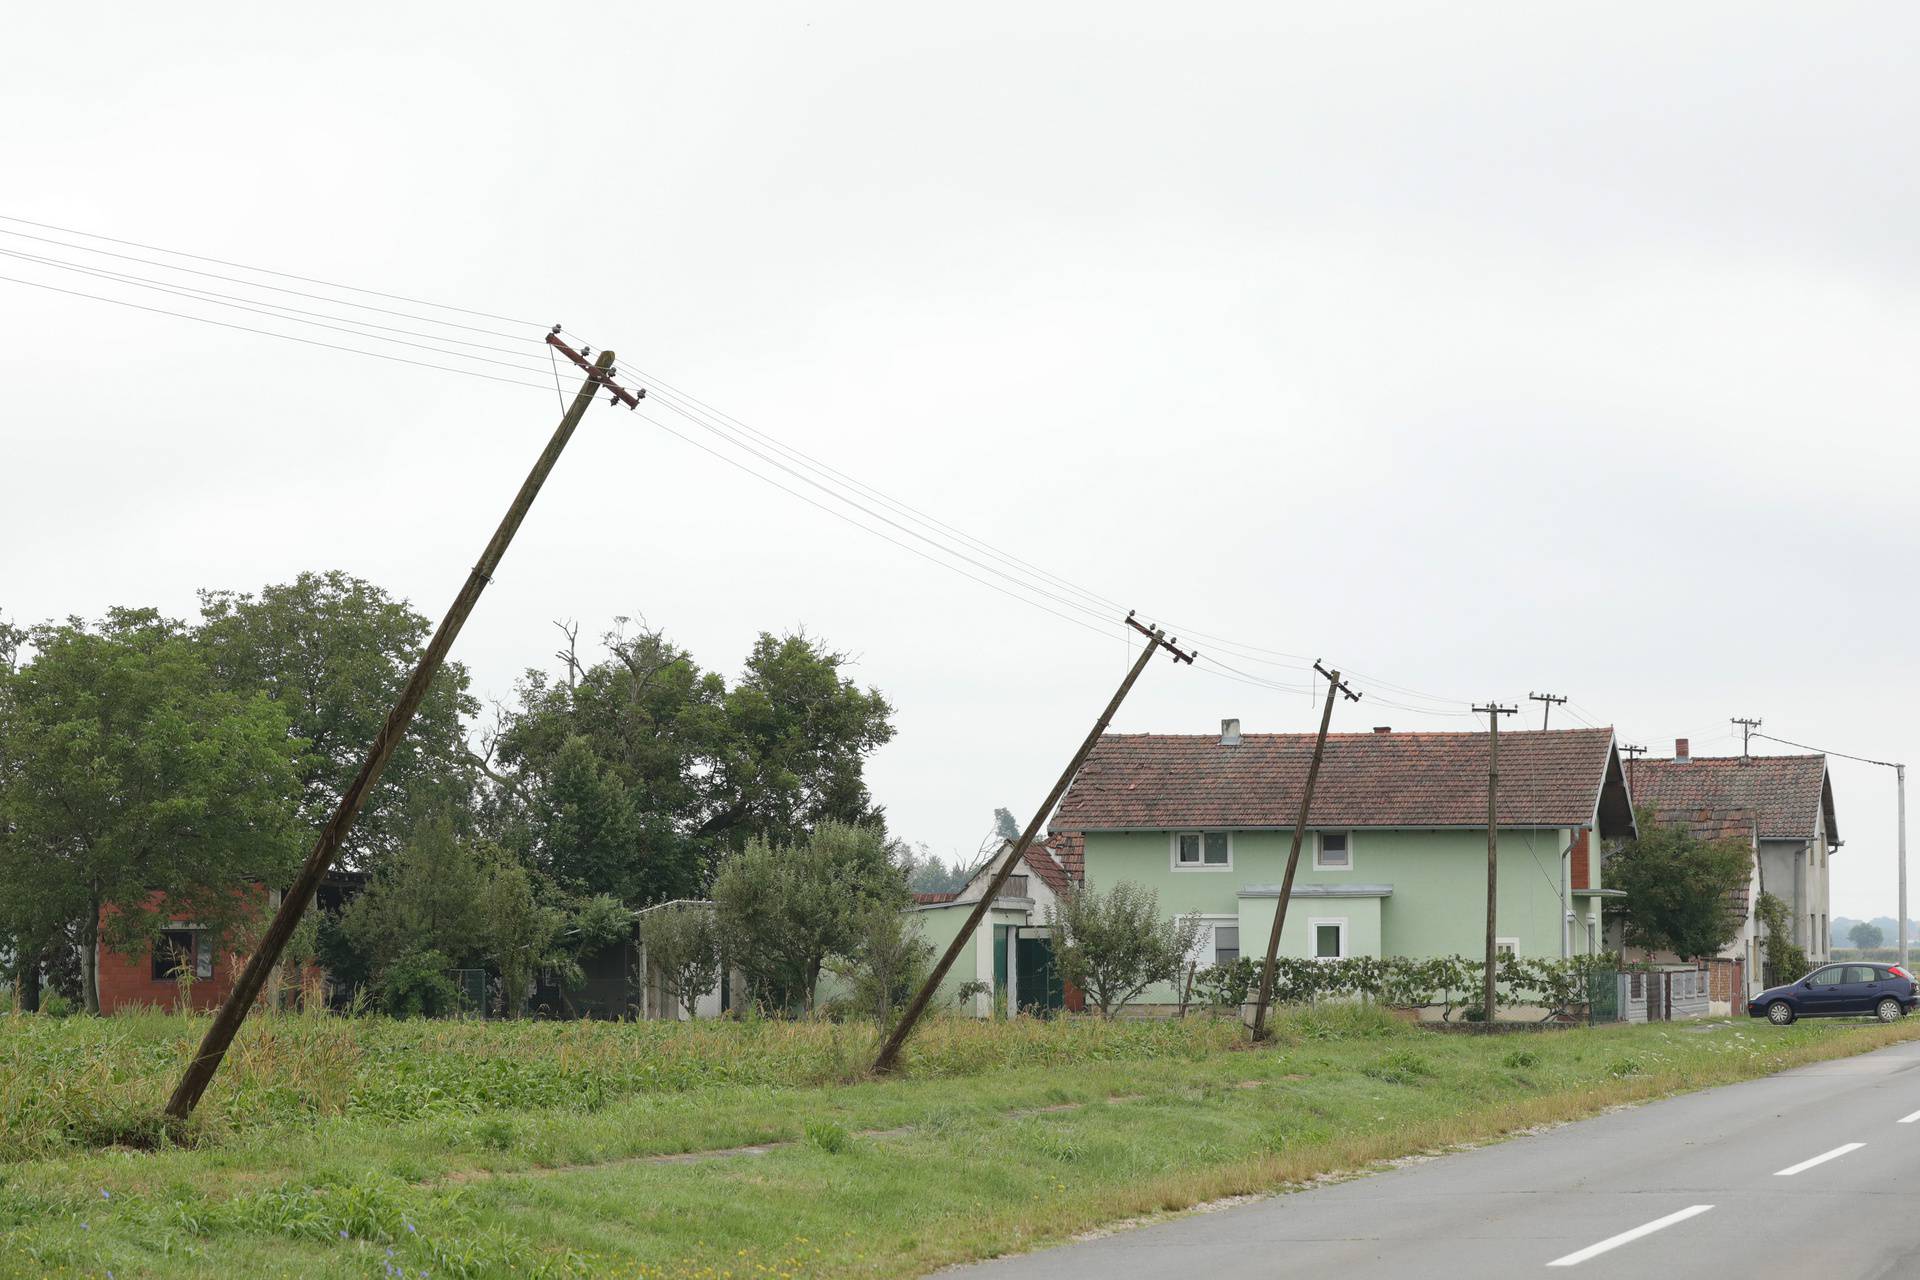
[1,1007,1917,1279]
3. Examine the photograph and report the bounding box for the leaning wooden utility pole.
[164,337,638,1122]
[1248,661,1360,1042]
[1474,701,1517,1023]
[871,612,1193,1074]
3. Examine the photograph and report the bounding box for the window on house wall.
[1174,832,1231,869]
[1214,925,1240,966]
[1310,919,1347,960]
[1315,831,1351,870]
[152,930,195,981]
[153,929,214,981]
[1496,938,1519,959]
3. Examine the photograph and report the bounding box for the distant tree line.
[0,571,905,1016]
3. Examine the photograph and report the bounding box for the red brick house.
[94,871,364,1014]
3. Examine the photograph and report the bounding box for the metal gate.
[1586,969,1622,1024]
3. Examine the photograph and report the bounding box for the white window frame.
[1307,917,1348,961]
[1211,919,1242,967]
[1185,914,1239,969]
[1495,936,1520,959]
[1313,830,1353,872]
[1170,831,1233,872]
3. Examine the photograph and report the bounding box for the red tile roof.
[1053,728,1619,832]
[912,891,958,905]
[1021,842,1072,896]
[1627,755,1833,843]
[1041,830,1085,884]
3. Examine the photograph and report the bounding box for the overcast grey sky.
[2,3,1913,918]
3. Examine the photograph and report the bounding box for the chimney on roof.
[1373,726,1392,734]
[1220,718,1241,746]
[1676,737,1690,763]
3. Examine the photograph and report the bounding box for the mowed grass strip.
[1,1008,1916,1279]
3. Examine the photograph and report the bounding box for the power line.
[1751,731,1900,770]
[0,245,551,361]
[643,395,1120,626]
[0,249,557,376]
[0,220,1525,727]
[0,211,542,327]
[634,409,1120,641]
[0,225,539,342]
[0,273,560,392]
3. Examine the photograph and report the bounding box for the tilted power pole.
[1474,702,1517,1022]
[1528,691,1566,730]
[871,612,1193,1074]
[165,339,639,1121]
[1248,661,1360,1042]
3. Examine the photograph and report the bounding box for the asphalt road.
[946,1032,1920,1280]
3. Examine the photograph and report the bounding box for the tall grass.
[0,1009,1246,1161]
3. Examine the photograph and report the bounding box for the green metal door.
[1015,935,1064,1014]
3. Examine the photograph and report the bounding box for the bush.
[1049,881,1204,1018]
[1191,953,1612,1021]
[38,992,73,1019]
[375,950,462,1019]
[827,902,933,1027]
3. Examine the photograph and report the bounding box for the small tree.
[1756,891,1810,985]
[1606,809,1752,959]
[639,902,722,1018]
[829,901,933,1026]
[475,852,567,1019]
[712,820,905,1012]
[1849,920,1886,951]
[1048,881,1203,1018]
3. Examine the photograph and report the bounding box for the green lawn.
[1,1007,1916,1279]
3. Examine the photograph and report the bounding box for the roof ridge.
[1097,727,1613,741]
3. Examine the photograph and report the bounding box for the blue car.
[1748,963,1919,1025]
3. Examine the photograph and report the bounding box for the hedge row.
[1190,953,1622,1020]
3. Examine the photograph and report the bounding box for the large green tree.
[195,571,476,871]
[0,611,305,1011]
[1606,807,1754,960]
[495,621,894,904]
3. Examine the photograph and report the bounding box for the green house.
[1048,723,1636,1005]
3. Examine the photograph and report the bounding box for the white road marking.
[1546,1205,1715,1268]
[1899,1109,1920,1124]
[1773,1142,1866,1176]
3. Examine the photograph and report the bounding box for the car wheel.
[1768,1000,1796,1025]
[1877,997,1903,1023]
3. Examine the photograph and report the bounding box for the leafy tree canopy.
[496,621,894,903]
[0,611,305,1011]
[1849,920,1886,951]
[196,570,476,871]
[1049,880,1204,1018]
[1606,806,1753,960]
[712,820,906,1012]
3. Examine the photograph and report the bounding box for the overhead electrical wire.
[0,212,542,327]
[0,225,538,343]
[1751,732,1901,770]
[0,217,1553,728]
[0,273,561,392]
[0,248,556,377]
[0,245,550,361]
[633,408,1121,642]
